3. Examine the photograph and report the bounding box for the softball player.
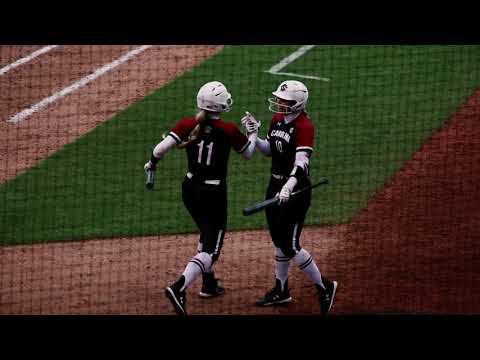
[242,80,338,316]
[144,81,257,315]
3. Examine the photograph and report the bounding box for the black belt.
[186,172,222,185]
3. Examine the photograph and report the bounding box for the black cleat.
[317,277,338,316]
[165,285,187,316]
[199,272,225,298]
[256,279,292,307]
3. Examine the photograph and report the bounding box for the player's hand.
[241,111,260,134]
[144,160,156,172]
[278,186,291,204]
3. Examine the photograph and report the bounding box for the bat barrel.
[243,196,279,216]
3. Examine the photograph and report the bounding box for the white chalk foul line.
[265,45,330,82]
[267,45,316,73]
[0,45,59,76]
[272,71,330,82]
[7,45,153,124]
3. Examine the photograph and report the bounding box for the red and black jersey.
[266,111,315,177]
[169,117,250,180]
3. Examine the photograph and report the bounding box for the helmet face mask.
[268,80,308,114]
[197,81,233,113]
[268,97,296,114]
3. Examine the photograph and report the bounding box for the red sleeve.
[224,123,249,153]
[169,117,198,144]
[296,116,315,153]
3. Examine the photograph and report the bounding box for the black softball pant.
[265,176,312,259]
[182,177,227,263]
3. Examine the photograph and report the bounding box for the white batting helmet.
[196,81,233,113]
[268,80,309,114]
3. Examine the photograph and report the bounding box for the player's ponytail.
[195,109,207,123]
[176,110,207,149]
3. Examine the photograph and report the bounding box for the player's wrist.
[284,176,298,192]
[150,153,161,165]
[247,132,258,142]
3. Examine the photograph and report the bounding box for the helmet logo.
[280,84,288,91]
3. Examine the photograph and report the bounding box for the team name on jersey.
[270,129,291,143]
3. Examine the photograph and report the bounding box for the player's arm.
[255,137,271,157]
[279,120,314,204]
[144,136,177,172]
[279,151,311,198]
[229,122,256,160]
[241,112,271,157]
[144,118,195,171]
[242,133,257,160]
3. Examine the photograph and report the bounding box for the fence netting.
[1,45,479,314]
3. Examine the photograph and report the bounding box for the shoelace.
[179,293,186,303]
[265,287,282,300]
[318,288,330,302]
[205,278,220,289]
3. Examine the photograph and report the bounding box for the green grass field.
[1,45,480,245]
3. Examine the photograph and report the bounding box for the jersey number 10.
[197,140,214,165]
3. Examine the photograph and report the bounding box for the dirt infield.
[0,45,223,183]
[1,46,479,315]
[337,89,480,314]
[0,226,346,315]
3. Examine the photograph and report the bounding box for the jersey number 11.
[197,140,214,165]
